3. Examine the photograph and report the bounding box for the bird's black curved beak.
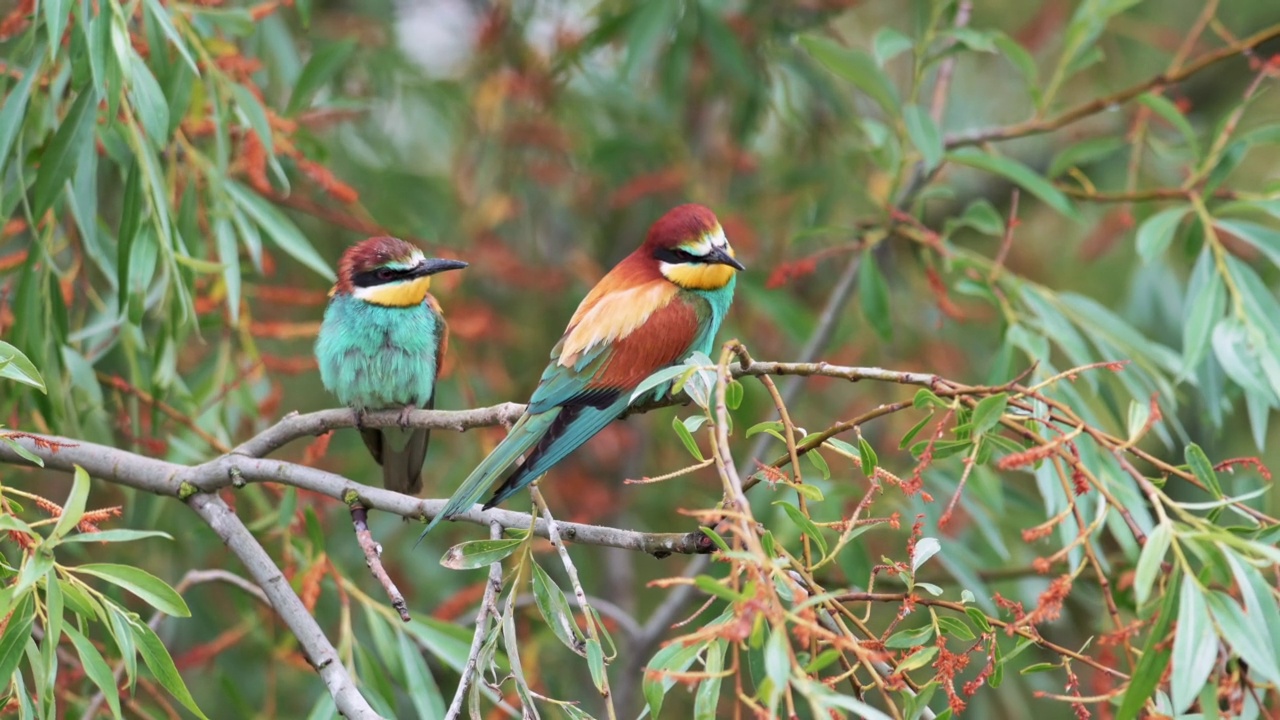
[707,246,746,272]
[414,258,469,277]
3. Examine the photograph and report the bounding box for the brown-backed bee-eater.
[315,236,468,495]
[422,204,744,536]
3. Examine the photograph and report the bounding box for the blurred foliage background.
[2,0,1280,717]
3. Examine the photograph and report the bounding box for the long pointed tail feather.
[482,399,629,510]
[378,428,428,495]
[418,410,560,541]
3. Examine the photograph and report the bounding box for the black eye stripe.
[352,267,413,288]
[653,247,704,264]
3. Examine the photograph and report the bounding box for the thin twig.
[945,22,1280,148]
[445,521,503,720]
[929,0,973,123]
[835,591,1127,680]
[350,504,410,622]
[531,486,618,720]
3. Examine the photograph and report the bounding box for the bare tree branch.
[187,493,382,719]
[350,504,410,622]
[0,435,715,557]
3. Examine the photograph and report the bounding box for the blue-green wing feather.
[421,281,735,541]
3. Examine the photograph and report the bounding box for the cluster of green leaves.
[440,527,615,719]
[0,0,338,449]
[0,467,201,718]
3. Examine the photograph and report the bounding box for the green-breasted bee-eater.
[423,204,743,536]
[315,236,468,495]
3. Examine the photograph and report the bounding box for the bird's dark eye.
[377,268,395,281]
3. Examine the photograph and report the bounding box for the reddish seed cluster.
[0,0,33,40]
[1023,574,1073,628]
[765,257,819,289]
[1214,456,1272,480]
[932,637,972,715]
[993,592,1027,634]
[962,635,998,697]
[997,443,1056,470]
[1064,664,1091,720]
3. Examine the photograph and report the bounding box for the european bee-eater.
[315,236,468,495]
[423,204,744,535]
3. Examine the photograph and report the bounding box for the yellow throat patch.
[663,263,736,290]
[358,276,433,307]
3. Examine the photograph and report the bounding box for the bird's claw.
[397,405,415,431]
[354,408,369,430]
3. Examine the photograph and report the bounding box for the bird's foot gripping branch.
[2,347,1277,718]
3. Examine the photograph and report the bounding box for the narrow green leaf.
[969,393,1008,436]
[898,414,933,449]
[1047,136,1127,178]
[1135,206,1190,263]
[746,420,784,438]
[1116,572,1177,720]
[904,105,942,170]
[530,562,586,655]
[694,575,745,603]
[724,379,744,410]
[859,253,892,341]
[73,564,191,617]
[694,640,726,720]
[898,646,939,672]
[947,147,1078,219]
[31,89,97,220]
[142,0,199,73]
[965,607,992,633]
[672,415,705,461]
[1184,443,1222,499]
[1214,218,1280,268]
[0,436,43,466]
[1170,575,1216,713]
[0,56,40,169]
[127,52,170,147]
[1205,591,1280,687]
[911,537,941,573]
[884,625,934,649]
[396,629,446,720]
[212,216,241,324]
[230,83,275,156]
[858,437,878,477]
[0,593,34,686]
[644,640,704,719]
[439,538,522,571]
[763,626,790,696]
[1138,92,1200,158]
[59,529,173,544]
[872,27,913,66]
[225,181,335,281]
[1133,523,1171,607]
[799,35,901,115]
[0,341,46,392]
[131,621,209,719]
[1182,249,1226,376]
[773,501,828,556]
[935,615,975,641]
[66,623,123,719]
[586,637,607,692]
[804,449,830,481]
[116,162,143,314]
[51,466,91,541]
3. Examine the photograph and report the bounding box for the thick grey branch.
[187,493,381,719]
[0,436,714,557]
